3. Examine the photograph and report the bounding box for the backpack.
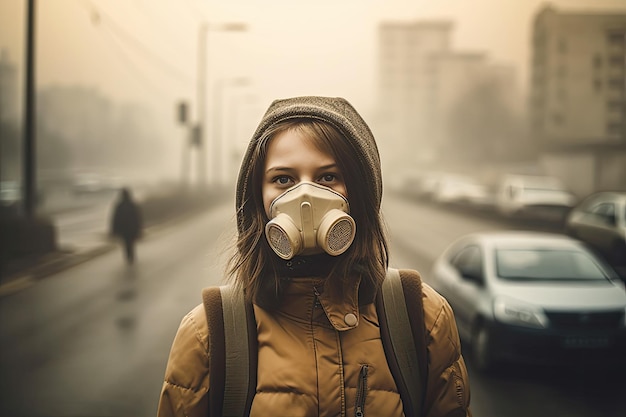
[202,268,428,417]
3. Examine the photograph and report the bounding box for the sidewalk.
[0,198,229,298]
[0,242,116,298]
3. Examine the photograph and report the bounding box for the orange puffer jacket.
[157,272,472,417]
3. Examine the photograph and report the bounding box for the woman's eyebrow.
[265,163,339,175]
[265,166,294,174]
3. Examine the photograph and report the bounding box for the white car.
[430,231,626,372]
[495,174,576,221]
[432,174,492,208]
[0,181,20,206]
[72,173,123,194]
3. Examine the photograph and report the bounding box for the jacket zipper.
[355,364,369,417]
[313,286,322,308]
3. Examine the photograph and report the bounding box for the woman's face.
[262,128,347,217]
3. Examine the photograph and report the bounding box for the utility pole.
[212,77,249,186]
[196,23,208,188]
[23,0,36,217]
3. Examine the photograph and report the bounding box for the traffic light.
[177,101,188,124]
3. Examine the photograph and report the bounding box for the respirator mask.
[265,182,356,260]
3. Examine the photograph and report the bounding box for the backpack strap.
[202,285,257,417]
[377,268,428,417]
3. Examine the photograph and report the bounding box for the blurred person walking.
[157,96,472,416]
[110,187,142,265]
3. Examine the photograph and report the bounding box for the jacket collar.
[316,274,362,331]
[278,273,363,332]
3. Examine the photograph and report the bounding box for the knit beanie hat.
[235,96,382,234]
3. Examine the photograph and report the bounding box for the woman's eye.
[320,174,337,183]
[274,176,292,185]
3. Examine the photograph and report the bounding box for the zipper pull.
[313,286,322,308]
[355,364,369,417]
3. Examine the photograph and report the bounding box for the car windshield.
[496,248,608,282]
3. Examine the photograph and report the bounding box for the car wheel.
[472,324,494,373]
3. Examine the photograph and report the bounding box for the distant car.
[416,172,444,200]
[397,171,444,200]
[392,170,430,198]
[565,191,626,267]
[495,174,576,221]
[0,181,20,207]
[72,173,123,194]
[432,174,492,208]
[0,181,45,209]
[430,231,626,372]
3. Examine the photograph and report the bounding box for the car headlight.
[493,297,549,329]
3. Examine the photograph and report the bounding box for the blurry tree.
[37,123,73,173]
[0,118,73,181]
[0,120,21,180]
[444,78,535,164]
[108,102,163,171]
[37,86,166,178]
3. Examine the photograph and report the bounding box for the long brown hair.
[227,118,388,308]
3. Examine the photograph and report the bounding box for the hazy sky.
[1,0,626,179]
[3,0,626,111]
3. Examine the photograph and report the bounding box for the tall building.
[530,4,626,193]
[377,21,519,174]
[377,21,453,168]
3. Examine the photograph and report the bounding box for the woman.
[157,96,472,416]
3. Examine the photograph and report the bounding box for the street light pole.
[212,78,224,187]
[196,22,247,188]
[23,0,37,217]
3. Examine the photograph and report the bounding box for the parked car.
[430,231,626,372]
[72,173,123,195]
[395,171,445,200]
[391,169,433,198]
[416,172,444,200]
[0,180,20,207]
[0,180,45,209]
[432,174,493,208]
[565,191,626,267]
[495,174,576,221]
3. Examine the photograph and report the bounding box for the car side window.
[590,202,616,224]
[451,245,484,284]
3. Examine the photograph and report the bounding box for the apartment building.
[530,4,626,193]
